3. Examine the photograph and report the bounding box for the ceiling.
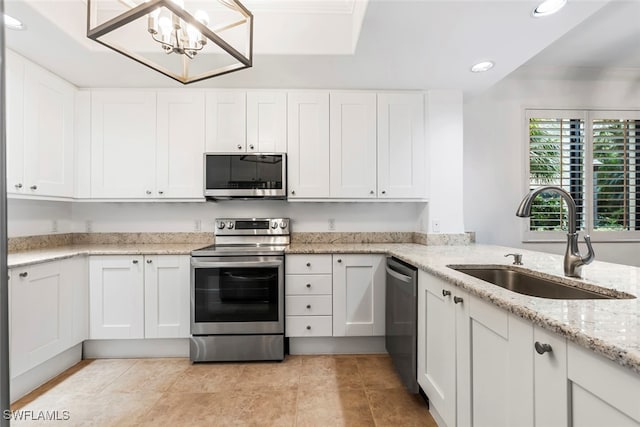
[5,0,623,93]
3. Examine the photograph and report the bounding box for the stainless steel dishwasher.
[385,257,419,393]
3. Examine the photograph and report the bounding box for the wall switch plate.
[432,219,441,233]
[328,218,336,231]
[194,220,202,232]
[51,220,58,233]
[85,220,93,233]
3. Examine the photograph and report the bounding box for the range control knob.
[280,222,288,229]
[216,221,225,229]
[271,222,278,229]
[226,221,234,229]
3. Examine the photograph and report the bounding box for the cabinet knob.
[19,272,28,278]
[158,191,164,195]
[146,190,152,195]
[453,296,464,304]
[14,183,22,189]
[237,144,243,150]
[381,190,386,195]
[306,304,311,309]
[249,144,255,150]
[132,260,139,264]
[306,283,311,288]
[146,259,152,264]
[30,185,37,190]
[370,190,374,195]
[534,342,553,355]
[291,190,296,195]
[306,325,311,330]
[442,289,451,297]
[337,259,342,263]
[306,262,311,267]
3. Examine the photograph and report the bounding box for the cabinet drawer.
[286,316,332,337]
[286,295,332,316]
[285,274,332,295]
[286,255,332,274]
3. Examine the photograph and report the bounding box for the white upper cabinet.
[287,92,330,198]
[156,91,205,198]
[6,51,75,199]
[205,91,246,152]
[91,91,157,198]
[330,92,377,198]
[377,93,426,199]
[247,91,287,153]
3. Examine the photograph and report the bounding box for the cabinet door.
[10,261,73,377]
[157,91,205,199]
[69,257,89,346]
[377,93,426,199]
[287,92,330,198]
[205,91,246,152]
[91,91,156,198]
[332,254,384,336]
[23,62,75,198]
[144,255,190,338]
[89,256,144,339]
[533,327,568,427]
[418,271,456,427]
[247,91,286,153]
[6,50,25,195]
[329,92,377,198]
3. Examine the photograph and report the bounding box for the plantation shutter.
[527,113,586,232]
[592,118,640,231]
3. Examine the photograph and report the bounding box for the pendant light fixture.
[87,0,253,84]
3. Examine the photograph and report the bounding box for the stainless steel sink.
[448,265,636,300]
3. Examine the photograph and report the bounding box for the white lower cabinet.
[89,255,190,340]
[332,254,385,336]
[9,257,88,378]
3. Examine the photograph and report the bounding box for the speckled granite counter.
[7,244,204,268]
[287,243,640,375]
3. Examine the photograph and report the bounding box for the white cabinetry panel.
[6,50,25,195]
[377,93,426,199]
[205,91,246,152]
[329,92,377,198]
[287,92,330,198]
[91,91,157,198]
[157,91,205,198]
[247,91,286,152]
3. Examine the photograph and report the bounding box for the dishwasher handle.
[386,265,413,283]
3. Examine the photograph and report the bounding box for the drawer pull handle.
[146,259,152,264]
[337,259,342,263]
[132,260,139,264]
[306,325,311,330]
[442,289,451,297]
[19,272,28,278]
[535,342,553,355]
[306,283,311,288]
[306,304,311,309]
[306,262,311,267]
[453,296,464,304]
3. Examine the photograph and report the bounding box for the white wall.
[464,75,640,266]
[7,199,427,237]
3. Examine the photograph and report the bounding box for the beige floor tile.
[296,388,375,427]
[299,356,364,391]
[366,388,436,427]
[41,359,138,397]
[356,355,405,390]
[234,357,301,391]
[169,362,245,393]
[103,358,190,394]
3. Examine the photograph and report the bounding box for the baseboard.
[288,336,386,355]
[83,338,189,358]
[10,344,83,403]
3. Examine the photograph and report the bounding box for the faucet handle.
[581,235,595,265]
[505,253,523,265]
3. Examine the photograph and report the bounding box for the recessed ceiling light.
[532,0,567,17]
[4,14,25,30]
[470,61,494,73]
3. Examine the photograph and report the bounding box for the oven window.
[205,155,283,190]
[194,267,279,323]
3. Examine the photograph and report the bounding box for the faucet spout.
[516,186,594,277]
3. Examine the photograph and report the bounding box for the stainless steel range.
[190,218,289,362]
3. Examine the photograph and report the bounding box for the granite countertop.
[9,241,640,375]
[287,243,640,375]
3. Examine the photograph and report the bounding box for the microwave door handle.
[191,260,283,269]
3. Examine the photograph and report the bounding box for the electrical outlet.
[194,220,202,232]
[432,219,441,233]
[51,220,58,233]
[328,218,336,231]
[86,220,93,233]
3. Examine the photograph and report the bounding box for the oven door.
[191,256,284,335]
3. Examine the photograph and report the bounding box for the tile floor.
[11,355,437,427]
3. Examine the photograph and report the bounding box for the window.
[525,109,640,241]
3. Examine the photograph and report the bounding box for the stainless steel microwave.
[203,153,287,200]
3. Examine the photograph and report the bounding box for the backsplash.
[291,232,414,244]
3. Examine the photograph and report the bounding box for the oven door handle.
[191,260,283,269]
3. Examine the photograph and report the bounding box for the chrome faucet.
[516,186,595,278]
